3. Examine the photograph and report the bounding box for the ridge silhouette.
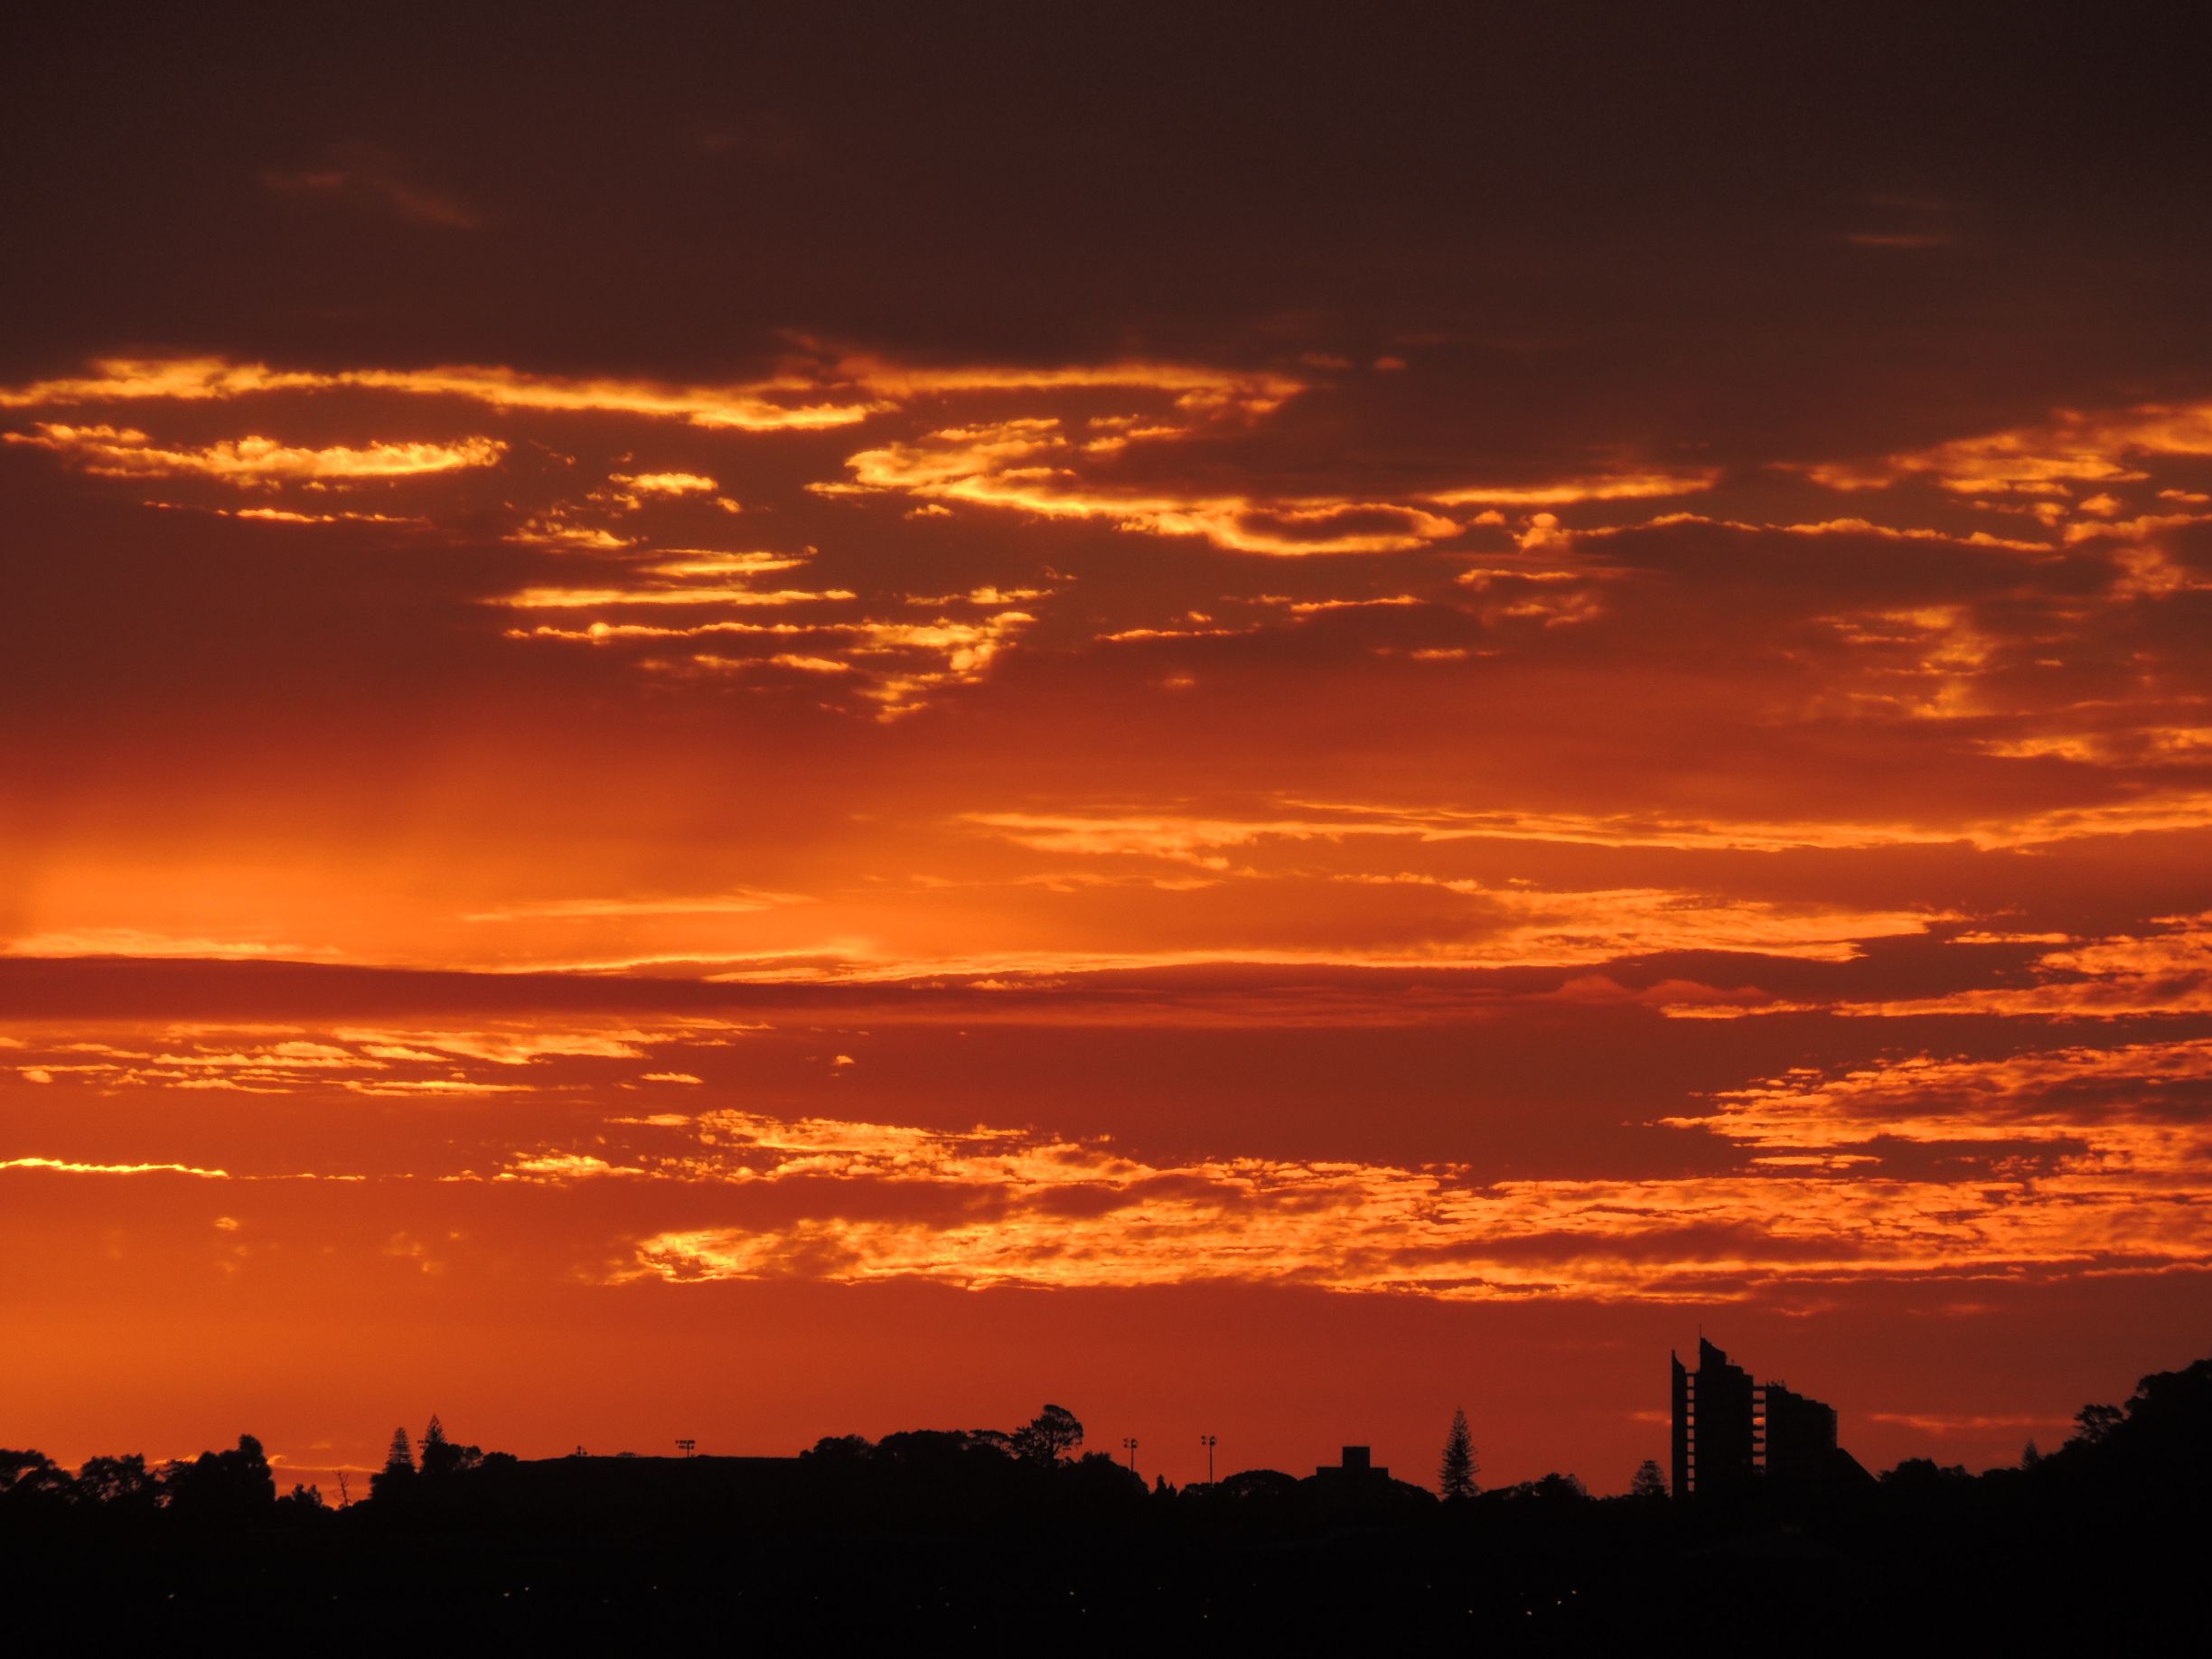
[4,1352,2209,1646]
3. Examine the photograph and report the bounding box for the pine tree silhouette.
[369,1424,417,1503]
[1439,1407,1478,1500]
[418,1414,453,1477]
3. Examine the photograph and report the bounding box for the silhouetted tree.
[1065,1450,1148,1505]
[370,1425,417,1501]
[0,1450,72,1508]
[1,1450,54,1493]
[1630,1458,1668,1501]
[417,1414,483,1478]
[1881,1457,1973,1490]
[75,1454,157,1512]
[2021,1439,2042,1467]
[1497,1471,1588,1507]
[2048,1355,2212,1493]
[161,1435,276,1522]
[1439,1408,1478,1500]
[1011,1404,1083,1465]
[1216,1468,1300,1503]
[2110,1356,2212,1463]
[804,1433,876,1464]
[2075,1401,2123,1446]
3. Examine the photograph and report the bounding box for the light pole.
[676,1439,697,1459]
[1200,1433,1216,1483]
[1122,1436,1139,1473]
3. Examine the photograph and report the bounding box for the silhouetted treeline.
[1,1434,329,1532]
[5,1357,2210,1650]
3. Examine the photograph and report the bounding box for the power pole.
[1122,1436,1139,1473]
[1199,1433,1216,1483]
[676,1439,697,1458]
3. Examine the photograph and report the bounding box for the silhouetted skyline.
[1,1335,2187,1510]
[5,1343,2207,1644]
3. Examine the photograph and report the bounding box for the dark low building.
[1315,1445,1390,1482]
[1304,1444,1433,1519]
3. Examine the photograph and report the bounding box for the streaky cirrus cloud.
[5,423,504,482]
[1797,399,2212,497]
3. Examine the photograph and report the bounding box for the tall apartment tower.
[1672,1336,1851,1503]
[1672,1336,1758,1502]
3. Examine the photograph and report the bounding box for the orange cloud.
[5,929,293,959]
[5,423,504,482]
[1,1156,236,1178]
[608,1095,2209,1298]
[833,356,1303,417]
[1680,1038,2212,1177]
[0,356,874,431]
[0,352,1301,436]
[1764,914,2212,1021]
[462,890,810,923]
[1799,400,2212,496]
[1630,511,2054,554]
[609,470,719,493]
[1428,468,1719,506]
[10,987,2207,1309]
[965,791,2212,862]
[832,417,1465,555]
[501,584,854,609]
[0,352,1748,563]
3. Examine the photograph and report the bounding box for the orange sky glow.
[5,11,2211,1498]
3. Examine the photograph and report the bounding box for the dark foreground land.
[5,1354,2207,1653]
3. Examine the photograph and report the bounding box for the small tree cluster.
[370,1415,485,1501]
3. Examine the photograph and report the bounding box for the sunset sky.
[5,10,2211,1495]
